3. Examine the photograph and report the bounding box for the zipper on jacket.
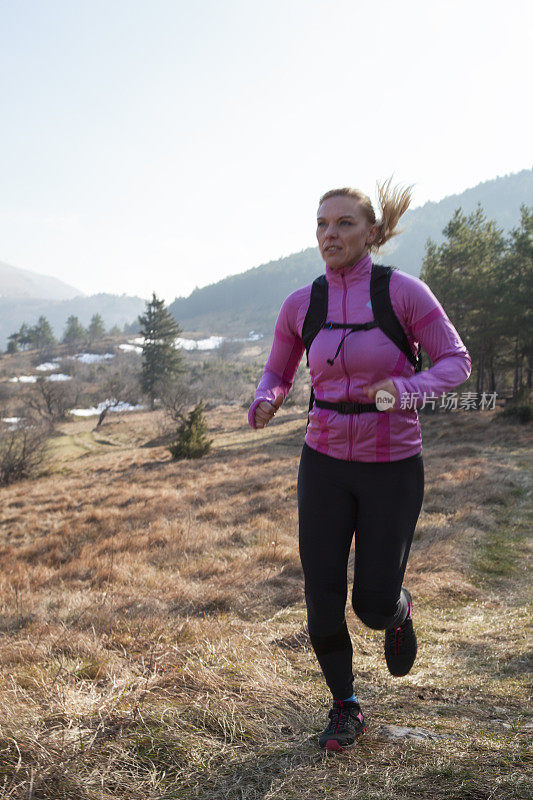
[340,274,354,460]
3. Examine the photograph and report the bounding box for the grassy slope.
[0,408,531,799]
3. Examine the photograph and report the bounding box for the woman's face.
[316,195,378,271]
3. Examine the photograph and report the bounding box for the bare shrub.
[91,365,141,428]
[23,377,80,428]
[159,378,198,424]
[216,338,245,361]
[189,360,256,405]
[0,424,48,485]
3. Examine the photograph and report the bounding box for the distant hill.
[0,294,146,350]
[169,168,533,337]
[169,247,325,338]
[384,168,533,272]
[0,260,82,300]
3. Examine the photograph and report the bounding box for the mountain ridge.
[0,260,83,300]
[0,294,146,350]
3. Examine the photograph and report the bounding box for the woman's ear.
[366,223,379,246]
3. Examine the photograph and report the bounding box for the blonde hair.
[318,177,413,251]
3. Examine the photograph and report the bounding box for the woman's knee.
[351,589,399,630]
[305,584,347,637]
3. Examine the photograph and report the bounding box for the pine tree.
[168,400,212,460]
[6,335,19,354]
[498,205,533,399]
[62,315,88,346]
[88,313,106,342]
[29,316,56,350]
[421,204,505,394]
[138,292,184,409]
[16,323,31,350]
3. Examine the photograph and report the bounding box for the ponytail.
[372,177,413,251]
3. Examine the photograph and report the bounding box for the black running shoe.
[384,588,417,677]
[318,700,367,752]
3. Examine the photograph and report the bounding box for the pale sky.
[1,0,531,302]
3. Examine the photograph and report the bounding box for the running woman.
[248,180,472,752]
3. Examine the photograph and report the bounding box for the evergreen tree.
[108,324,122,338]
[16,323,32,350]
[88,313,106,342]
[138,292,184,409]
[6,335,19,354]
[29,316,56,350]
[123,319,140,335]
[168,400,212,460]
[498,205,533,397]
[421,204,505,394]
[62,315,88,346]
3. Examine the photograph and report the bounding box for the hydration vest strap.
[302,275,328,367]
[324,320,378,331]
[370,265,419,370]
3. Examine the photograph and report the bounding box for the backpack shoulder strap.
[302,274,328,428]
[302,275,328,367]
[370,264,421,371]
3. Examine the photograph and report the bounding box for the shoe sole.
[322,725,367,753]
[388,667,415,677]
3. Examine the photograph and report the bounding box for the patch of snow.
[1,417,21,430]
[70,400,145,417]
[36,361,61,371]
[130,335,224,351]
[119,343,142,354]
[9,372,71,383]
[127,331,262,351]
[72,353,115,364]
[69,407,100,417]
[175,335,224,350]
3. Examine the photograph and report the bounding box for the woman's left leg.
[350,452,424,632]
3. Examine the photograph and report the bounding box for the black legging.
[297,442,425,700]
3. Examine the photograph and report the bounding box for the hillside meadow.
[0,405,531,799]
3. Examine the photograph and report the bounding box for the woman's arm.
[248,290,306,429]
[388,272,472,408]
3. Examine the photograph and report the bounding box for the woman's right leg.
[297,443,357,701]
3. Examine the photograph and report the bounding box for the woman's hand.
[254,395,284,428]
[363,379,398,412]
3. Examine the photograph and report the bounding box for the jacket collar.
[325,252,373,287]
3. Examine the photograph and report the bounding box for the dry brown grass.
[0,406,531,799]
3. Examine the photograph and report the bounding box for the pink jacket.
[248,253,471,462]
